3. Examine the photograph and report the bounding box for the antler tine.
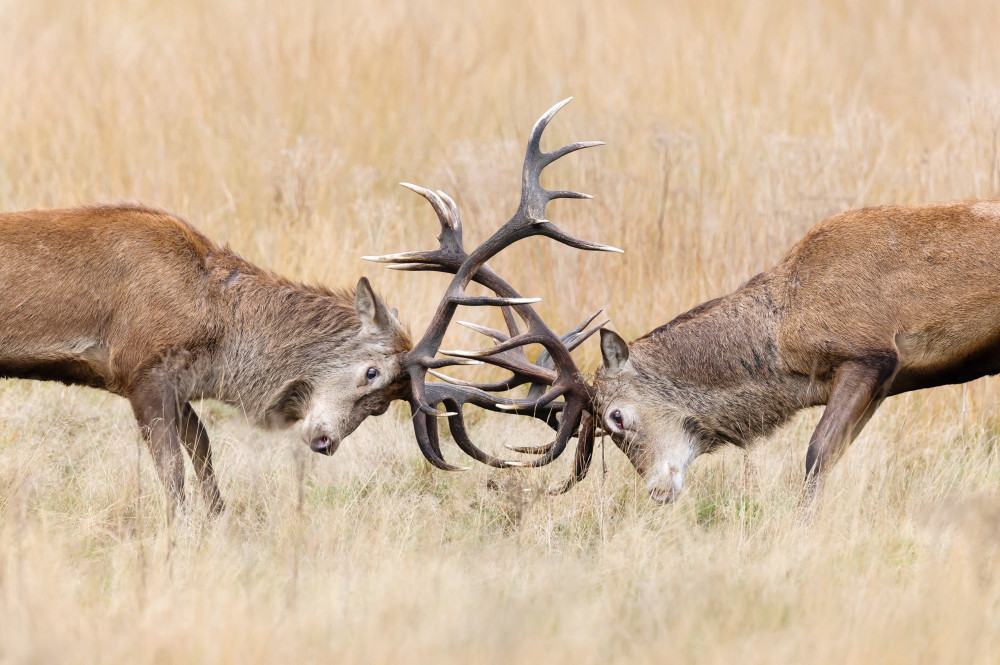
[535,309,605,369]
[442,332,554,359]
[451,295,541,307]
[361,183,468,271]
[565,309,604,339]
[362,252,437,264]
[525,97,574,153]
[567,319,609,351]
[409,369,456,418]
[400,182,460,233]
[545,141,606,164]
[536,223,623,254]
[494,386,568,414]
[441,399,527,468]
[516,398,585,468]
[455,320,510,343]
[423,357,483,369]
[506,422,608,457]
[506,441,555,455]
[437,190,462,226]
[500,305,522,338]
[409,400,469,471]
[546,411,597,494]
[428,369,519,393]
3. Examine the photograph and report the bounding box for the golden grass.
[3,0,1000,662]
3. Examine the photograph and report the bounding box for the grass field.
[3,0,1000,662]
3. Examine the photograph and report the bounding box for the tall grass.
[2,0,1000,662]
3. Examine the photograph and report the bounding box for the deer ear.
[355,277,395,335]
[600,329,630,373]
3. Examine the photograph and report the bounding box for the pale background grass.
[2,0,1000,662]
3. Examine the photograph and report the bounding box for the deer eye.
[365,367,379,383]
[610,410,624,430]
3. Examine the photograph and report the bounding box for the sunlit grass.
[2,0,1000,662]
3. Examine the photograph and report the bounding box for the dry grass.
[3,0,1000,662]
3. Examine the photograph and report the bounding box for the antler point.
[427,370,460,385]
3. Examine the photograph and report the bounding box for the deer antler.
[364,98,619,475]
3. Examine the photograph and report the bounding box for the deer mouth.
[310,435,340,455]
[648,485,679,504]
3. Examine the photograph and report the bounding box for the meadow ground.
[2,0,1000,662]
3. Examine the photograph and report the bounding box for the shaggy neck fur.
[207,255,366,422]
[629,276,811,449]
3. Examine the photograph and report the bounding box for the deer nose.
[309,435,340,455]
[303,424,341,455]
[647,463,684,504]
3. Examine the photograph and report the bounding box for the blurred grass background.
[2,0,1000,662]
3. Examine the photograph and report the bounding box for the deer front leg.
[804,356,898,494]
[129,376,186,523]
[177,402,224,515]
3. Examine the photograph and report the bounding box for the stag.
[365,98,620,480]
[594,200,1000,502]
[0,204,413,518]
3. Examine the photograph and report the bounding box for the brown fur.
[596,199,1000,501]
[0,203,412,517]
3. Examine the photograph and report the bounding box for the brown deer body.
[0,203,412,516]
[596,200,1000,501]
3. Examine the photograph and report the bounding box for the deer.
[0,203,416,519]
[0,100,619,524]
[591,199,1000,502]
[368,100,1000,505]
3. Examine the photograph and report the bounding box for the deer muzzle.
[303,425,342,456]
[647,463,686,504]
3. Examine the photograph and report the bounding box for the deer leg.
[129,375,186,523]
[177,402,224,515]
[804,356,897,491]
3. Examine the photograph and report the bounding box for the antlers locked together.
[364,98,621,491]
